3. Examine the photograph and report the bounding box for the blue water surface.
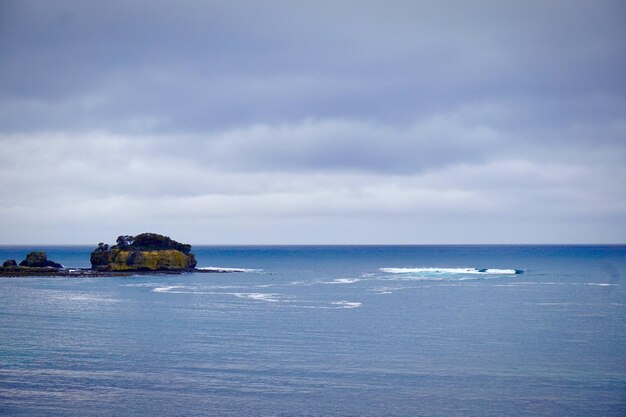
[1,245,625,416]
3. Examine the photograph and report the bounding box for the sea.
[0,245,625,416]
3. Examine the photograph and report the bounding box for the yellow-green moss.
[110,249,192,271]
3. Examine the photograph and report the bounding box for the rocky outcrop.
[0,252,63,276]
[18,252,63,268]
[107,249,195,271]
[91,233,197,271]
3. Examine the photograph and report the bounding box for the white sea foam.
[152,285,188,293]
[481,268,520,274]
[197,266,262,273]
[327,278,361,284]
[586,283,616,287]
[233,292,281,302]
[380,267,519,275]
[332,301,362,309]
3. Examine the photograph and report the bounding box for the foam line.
[153,285,187,293]
[197,267,262,273]
[380,267,521,275]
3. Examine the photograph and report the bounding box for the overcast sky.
[1,0,625,244]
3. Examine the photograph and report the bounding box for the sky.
[0,0,625,244]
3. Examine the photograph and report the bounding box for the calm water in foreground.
[0,245,625,416]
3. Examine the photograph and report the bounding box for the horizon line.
[1,243,625,247]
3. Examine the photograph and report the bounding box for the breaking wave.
[380,267,522,275]
[378,267,523,282]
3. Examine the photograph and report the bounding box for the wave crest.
[380,267,522,275]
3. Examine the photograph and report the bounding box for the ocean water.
[0,245,625,416]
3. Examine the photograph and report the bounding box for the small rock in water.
[3,259,18,267]
[18,251,63,268]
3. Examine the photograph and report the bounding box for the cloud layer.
[1,1,625,243]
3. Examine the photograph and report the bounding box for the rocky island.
[91,233,197,272]
[0,251,66,276]
[1,233,233,277]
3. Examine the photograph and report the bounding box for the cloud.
[0,1,625,243]
[2,0,624,132]
[1,113,624,243]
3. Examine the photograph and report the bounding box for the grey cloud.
[201,118,501,172]
[2,156,625,244]
[2,0,624,134]
[1,0,625,243]
[2,123,624,213]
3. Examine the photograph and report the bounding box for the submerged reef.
[91,233,197,272]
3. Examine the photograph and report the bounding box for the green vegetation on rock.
[90,233,197,271]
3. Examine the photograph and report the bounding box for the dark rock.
[90,249,112,270]
[3,259,17,267]
[188,253,197,269]
[19,251,63,268]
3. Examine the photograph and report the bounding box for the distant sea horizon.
[2,242,625,246]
